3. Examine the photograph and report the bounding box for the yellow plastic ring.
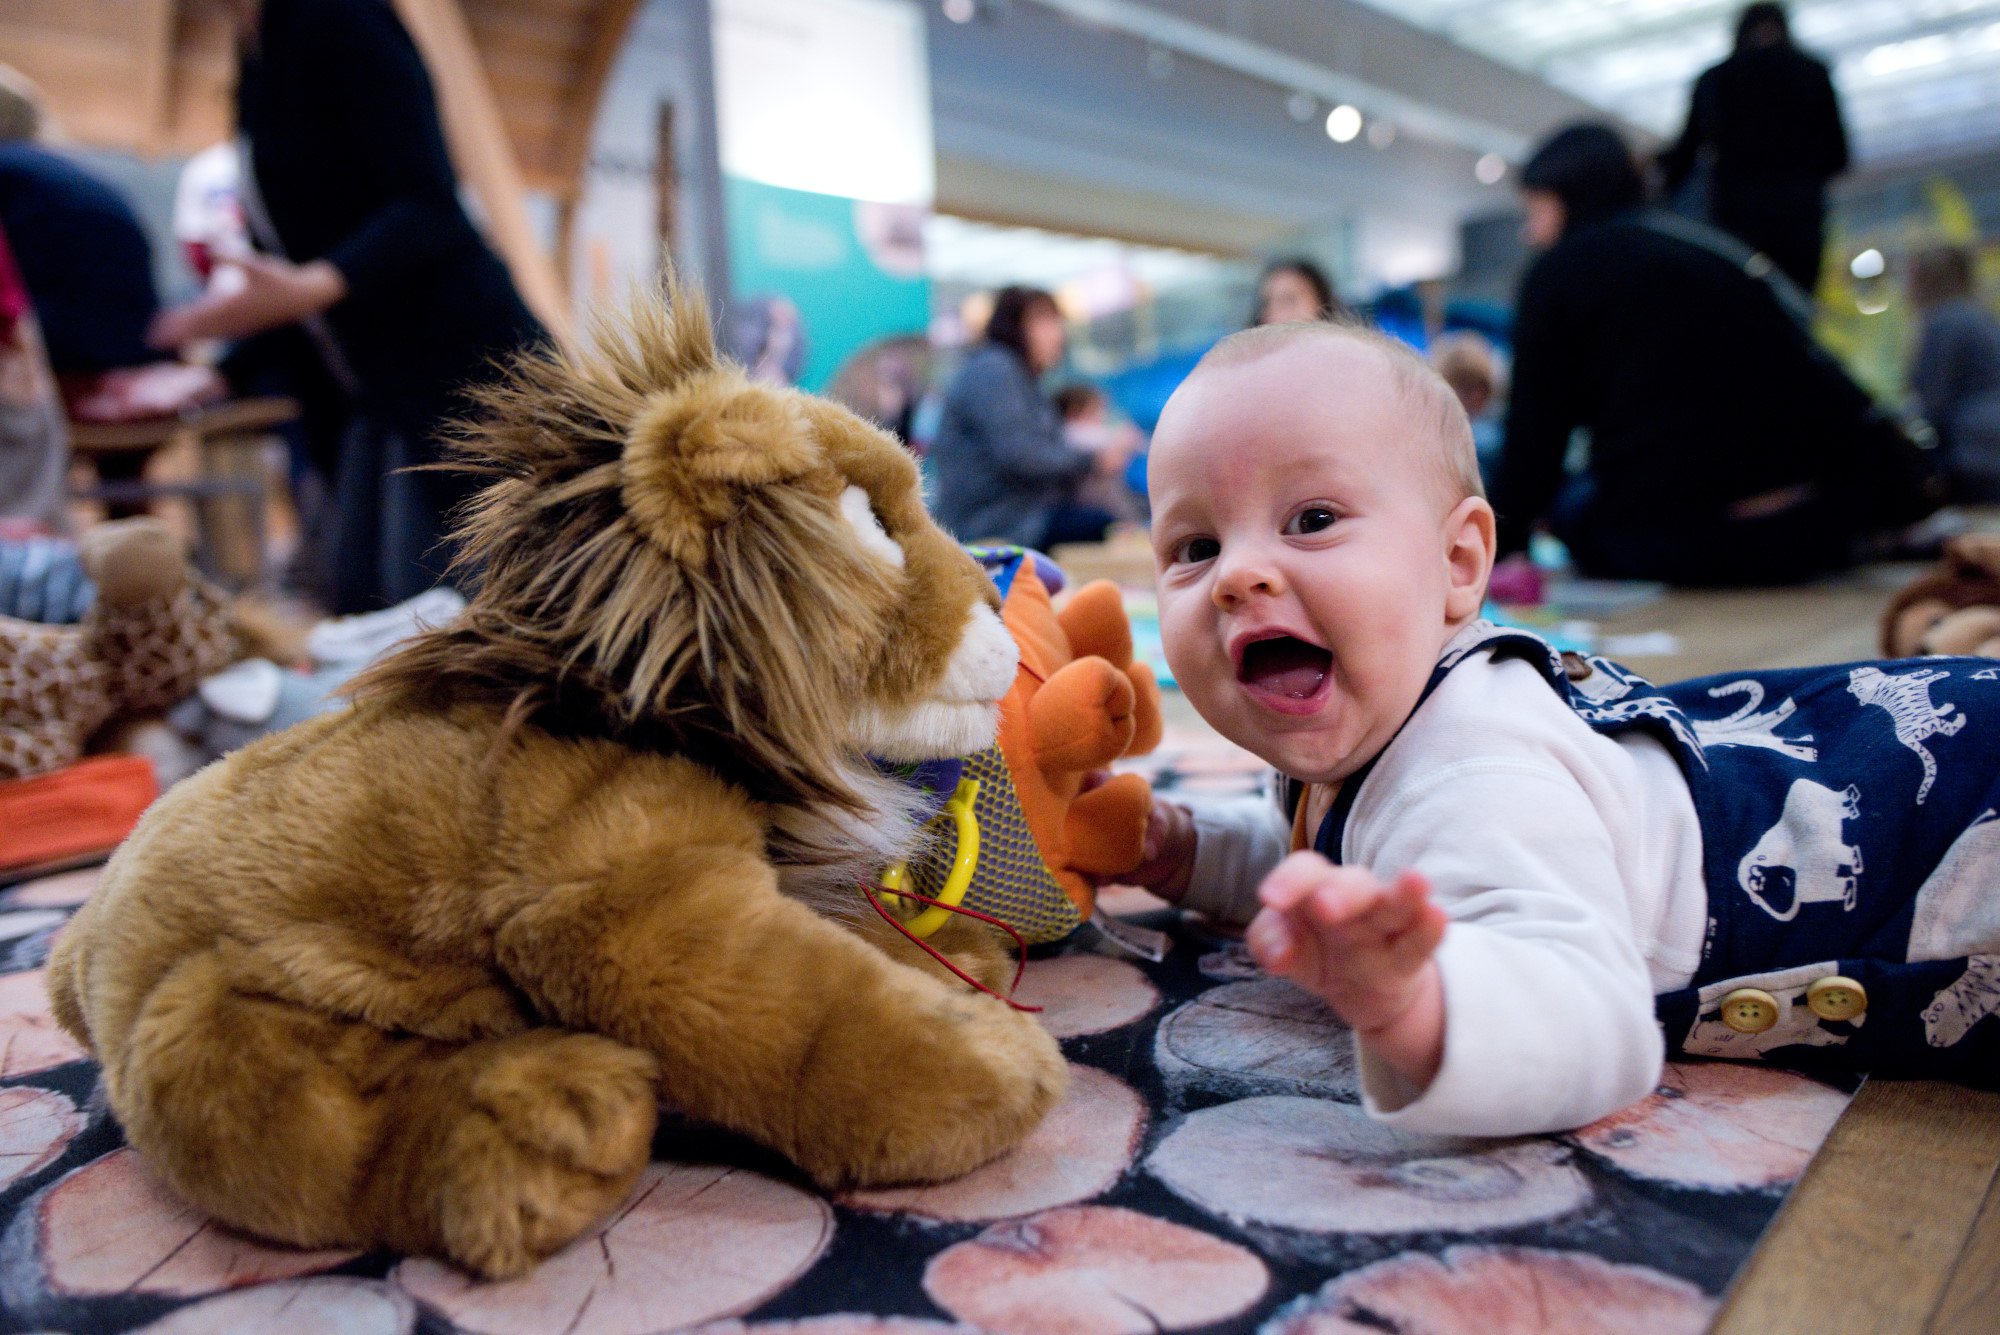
[879,777,981,939]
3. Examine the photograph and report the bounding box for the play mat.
[0,734,1854,1333]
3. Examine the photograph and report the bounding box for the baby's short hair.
[1192,321,1485,509]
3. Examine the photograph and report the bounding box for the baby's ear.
[621,377,827,565]
[1443,496,1496,622]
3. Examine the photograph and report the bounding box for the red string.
[859,880,1042,1013]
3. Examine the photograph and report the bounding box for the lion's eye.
[838,485,905,568]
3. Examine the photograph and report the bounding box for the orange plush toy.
[1000,559,1164,912]
[891,548,1163,945]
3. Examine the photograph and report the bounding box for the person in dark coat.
[150,0,544,613]
[1658,2,1849,294]
[0,142,159,379]
[1491,124,1866,587]
[929,287,1133,549]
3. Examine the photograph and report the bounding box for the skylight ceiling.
[1350,0,2000,165]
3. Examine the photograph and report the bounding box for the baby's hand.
[1246,851,1447,1087]
[1089,792,1197,903]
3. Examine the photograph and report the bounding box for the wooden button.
[1806,976,1867,1022]
[1719,988,1780,1034]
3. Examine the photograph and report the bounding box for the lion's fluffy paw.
[438,1034,659,1277]
[803,1002,1066,1190]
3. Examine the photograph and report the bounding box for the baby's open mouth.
[1237,635,1332,700]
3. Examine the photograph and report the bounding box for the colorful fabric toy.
[886,546,1163,946]
[0,519,245,781]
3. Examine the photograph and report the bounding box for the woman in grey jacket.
[930,287,1131,547]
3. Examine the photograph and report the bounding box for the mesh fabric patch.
[905,744,1081,945]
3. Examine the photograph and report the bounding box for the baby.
[1130,322,2000,1136]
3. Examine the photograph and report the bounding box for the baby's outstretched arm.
[1247,851,1448,1090]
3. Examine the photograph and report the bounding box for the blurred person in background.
[1251,258,1344,326]
[0,68,224,427]
[929,286,1133,548]
[1054,382,1147,526]
[1658,2,1848,294]
[149,0,543,613]
[0,219,68,537]
[1493,123,1873,587]
[1907,243,2000,502]
[1430,330,1505,486]
[173,142,355,598]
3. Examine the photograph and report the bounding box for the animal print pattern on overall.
[0,618,113,780]
[1321,624,2000,1086]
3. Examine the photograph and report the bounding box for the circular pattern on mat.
[924,1205,1268,1334]
[131,1278,417,1334]
[1154,979,1358,1100]
[1016,955,1160,1038]
[1261,1245,1714,1334]
[36,1149,358,1297]
[0,1087,82,1193]
[1149,1096,1591,1234]
[844,1064,1144,1222]
[0,970,87,1078]
[393,1162,832,1335]
[1569,1060,1851,1191]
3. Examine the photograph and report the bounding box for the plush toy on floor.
[48,290,1066,1279]
[880,547,1163,948]
[0,518,246,781]
[1882,534,2000,659]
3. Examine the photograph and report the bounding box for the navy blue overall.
[1311,625,2000,1086]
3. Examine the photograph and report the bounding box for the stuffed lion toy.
[47,291,1066,1279]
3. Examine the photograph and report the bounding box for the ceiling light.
[1850,248,1886,279]
[1286,92,1317,124]
[942,0,975,21]
[1147,46,1175,78]
[1325,105,1362,143]
[1475,153,1506,184]
[1367,119,1396,149]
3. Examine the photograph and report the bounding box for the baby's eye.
[1283,505,1339,536]
[1170,535,1220,565]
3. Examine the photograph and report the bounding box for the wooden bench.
[67,396,299,591]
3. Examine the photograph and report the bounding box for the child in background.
[1054,383,1148,527]
[1124,320,2000,1137]
[1428,331,1505,489]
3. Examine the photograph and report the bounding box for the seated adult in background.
[0,143,157,389]
[0,220,67,537]
[1251,258,1344,326]
[930,286,1132,548]
[150,0,543,614]
[1908,243,2000,502]
[1492,123,1871,587]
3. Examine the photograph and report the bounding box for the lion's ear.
[621,377,827,565]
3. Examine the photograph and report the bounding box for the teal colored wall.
[723,176,931,392]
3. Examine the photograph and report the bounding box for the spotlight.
[1367,119,1396,149]
[1325,105,1361,143]
[1475,153,1506,184]
[942,0,976,21]
[1286,92,1317,124]
[1850,248,1885,280]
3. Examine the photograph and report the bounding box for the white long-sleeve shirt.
[1178,633,1710,1136]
